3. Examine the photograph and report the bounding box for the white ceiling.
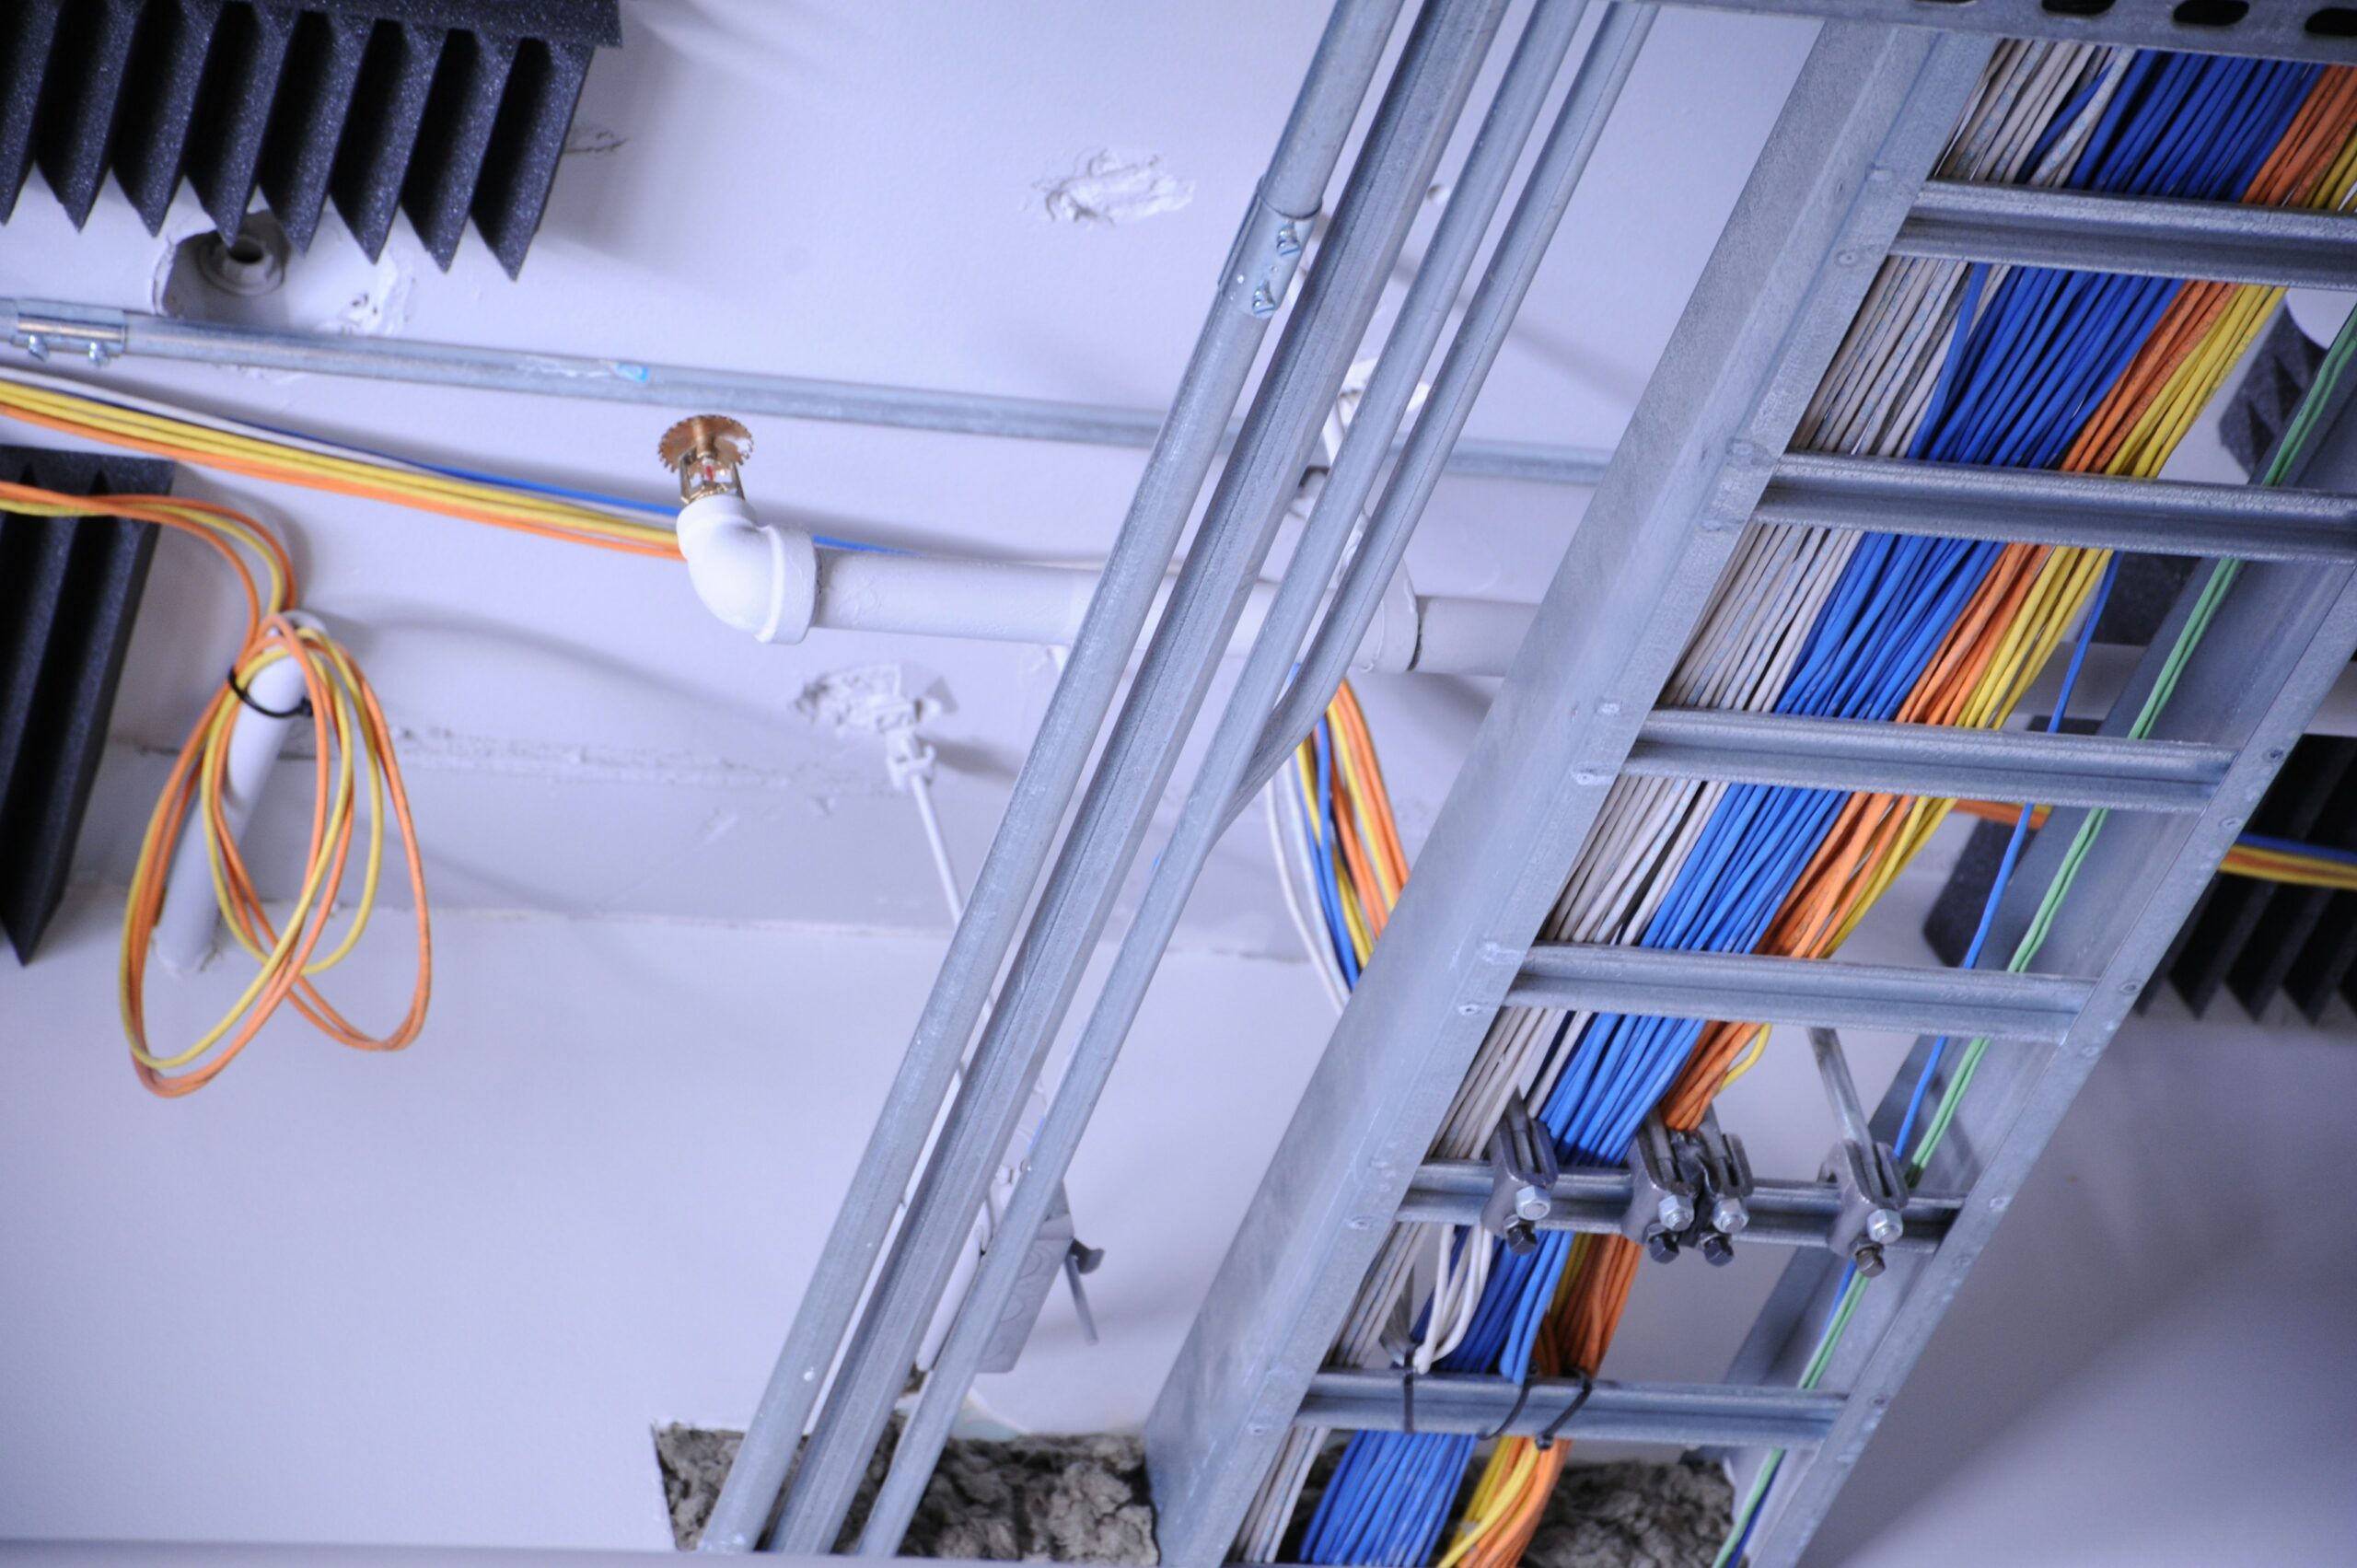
[1,0,1823,947]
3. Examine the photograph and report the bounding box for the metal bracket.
[1687,1109,1755,1265]
[1480,1099,1559,1255]
[8,299,127,366]
[1621,1114,1697,1261]
[1623,1111,1755,1265]
[1220,188,1311,322]
[976,1183,1089,1373]
[1807,1026,1906,1274]
[1062,1237,1105,1347]
[1820,1136,1908,1278]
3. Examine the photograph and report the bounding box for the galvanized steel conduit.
[695,0,1409,1550]
[765,0,1511,1548]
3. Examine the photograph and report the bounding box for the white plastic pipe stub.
[153,651,312,975]
[674,492,817,644]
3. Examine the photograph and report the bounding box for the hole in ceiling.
[157,211,414,337]
[2042,0,2115,15]
[189,217,289,298]
[2309,6,2357,35]
[2172,0,2249,23]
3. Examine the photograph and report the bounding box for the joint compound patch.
[795,664,946,737]
[1037,151,1193,226]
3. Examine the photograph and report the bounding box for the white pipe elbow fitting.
[675,492,817,644]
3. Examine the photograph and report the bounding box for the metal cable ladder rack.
[1149,24,2357,1568]
[702,3,2357,1564]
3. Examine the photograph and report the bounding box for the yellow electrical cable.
[0,376,644,536]
[1822,268,2295,952]
[1719,1022,1771,1088]
[0,374,679,554]
[2,476,430,1097]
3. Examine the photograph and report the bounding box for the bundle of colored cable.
[1280,679,1412,995]
[1263,44,2351,1567]
[1675,67,2357,1111]
[0,479,430,1096]
[1506,61,2357,1568]
[0,367,681,556]
[1242,42,2127,1560]
[1957,800,2357,892]
[1713,294,2357,1568]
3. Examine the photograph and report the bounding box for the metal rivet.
[1457,1002,1484,1016]
[1989,1194,2010,1212]
[1835,248,1861,267]
[21,333,47,361]
[2221,818,2244,831]
[1249,285,1278,318]
[2119,980,2140,995]
[1346,1216,1375,1231]
[2265,748,2285,761]
[1729,438,1761,462]
[1598,701,1621,716]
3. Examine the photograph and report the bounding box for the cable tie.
[226,666,309,720]
[1533,1368,1594,1450]
[1480,1376,1533,1442]
[1396,1367,1415,1435]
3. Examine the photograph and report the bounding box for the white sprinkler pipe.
[153,651,311,974]
[674,503,1535,676]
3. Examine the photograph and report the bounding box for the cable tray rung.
[1622,710,2229,812]
[1295,1371,1844,1448]
[1508,943,2091,1043]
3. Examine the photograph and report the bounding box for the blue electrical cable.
[2235,832,2357,870]
[1891,552,2119,1159]
[1297,718,1361,988]
[44,380,904,553]
[1299,50,2319,1566]
[1707,51,2320,1566]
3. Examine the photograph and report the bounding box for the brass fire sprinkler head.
[657,414,755,504]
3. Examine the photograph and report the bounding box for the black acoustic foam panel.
[0,445,173,963]
[1928,733,2357,1028]
[0,1,621,276]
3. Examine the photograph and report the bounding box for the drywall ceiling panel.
[0,0,1817,941]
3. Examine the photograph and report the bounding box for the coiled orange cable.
[1,480,431,1096]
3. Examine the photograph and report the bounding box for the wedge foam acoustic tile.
[1929,731,2357,1028]
[0,444,172,963]
[0,1,620,276]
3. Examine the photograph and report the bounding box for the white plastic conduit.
[153,650,312,974]
[679,505,1537,676]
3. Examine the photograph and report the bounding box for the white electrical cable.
[1241,41,2140,1557]
[907,767,967,923]
[1268,777,1351,1013]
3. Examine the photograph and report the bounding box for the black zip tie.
[226,666,308,720]
[1400,1367,1416,1435]
[1480,1375,1533,1441]
[1533,1368,1594,1450]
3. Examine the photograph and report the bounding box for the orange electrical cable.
[121,618,431,1097]
[1489,75,2357,1568]
[1331,682,1411,889]
[11,480,432,1097]
[1329,765,1388,942]
[0,401,680,560]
